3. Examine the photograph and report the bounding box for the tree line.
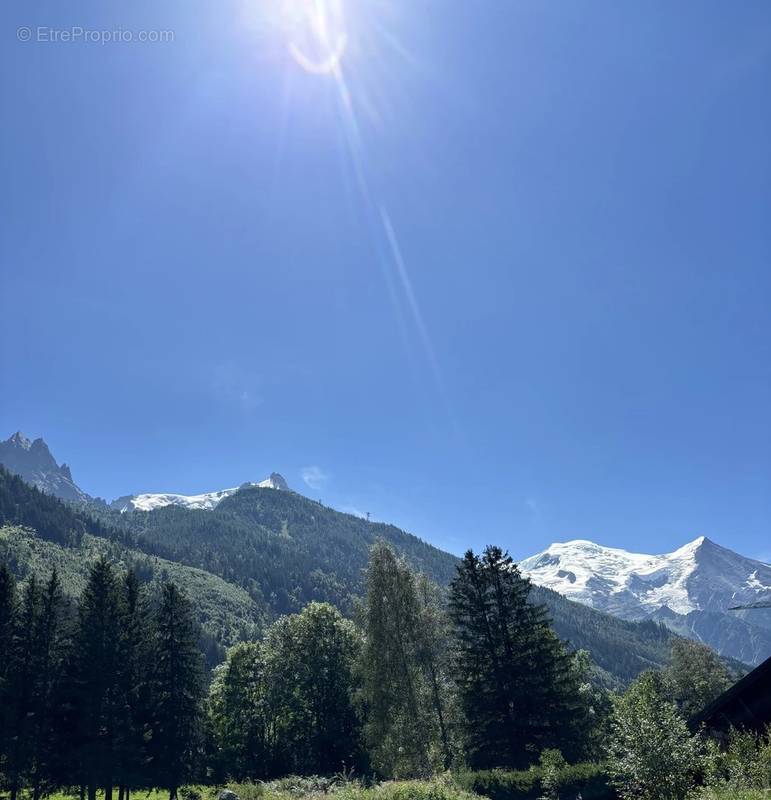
[0,559,202,800]
[0,539,732,799]
[207,542,604,781]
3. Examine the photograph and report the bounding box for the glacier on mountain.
[110,473,289,513]
[520,536,771,664]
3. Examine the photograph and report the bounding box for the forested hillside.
[89,486,459,616]
[0,465,701,683]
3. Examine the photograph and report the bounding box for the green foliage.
[262,602,365,776]
[700,726,771,793]
[606,671,703,800]
[0,465,117,547]
[94,486,458,619]
[536,750,566,800]
[2,465,696,687]
[569,650,614,760]
[449,547,589,769]
[0,525,263,666]
[663,639,732,720]
[347,777,482,800]
[692,790,771,800]
[360,543,458,778]
[455,763,614,800]
[71,557,125,795]
[0,561,16,782]
[208,603,365,780]
[530,584,679,687]
[148,582,206,798]
[208,642,268,780]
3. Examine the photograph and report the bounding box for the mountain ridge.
[0,461,688,685]
[521,536,771,664]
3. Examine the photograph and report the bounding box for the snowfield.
[520,536,771,619]
[110,474,288,513]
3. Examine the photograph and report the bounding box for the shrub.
[227,782,266,800]
[331,778,482,800]
[455,763,615,800]
[606,671,702,800]
[698,726,771,794]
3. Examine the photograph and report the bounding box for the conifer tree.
[148,582,204,800]
[72,558,123,800]
[5,576,42,800]
[0,563,18,795]
[115,570,148,799]
[28,569,66,800]
[449,546,585,769]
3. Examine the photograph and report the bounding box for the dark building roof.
[691,655,771,734]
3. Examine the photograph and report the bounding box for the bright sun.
[279,0,348,75]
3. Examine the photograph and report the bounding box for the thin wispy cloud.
[301,465,329,491]
[211,361,263,414]
[525,497,542,523]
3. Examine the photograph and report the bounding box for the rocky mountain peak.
[8,431,32,449]
[267,472,289,491]
[0,431,90,503]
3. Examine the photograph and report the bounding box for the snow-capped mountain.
[110,472,290,513]
[0,431,90,503]
[521,537,771,665]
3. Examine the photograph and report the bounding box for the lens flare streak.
[273,0,451,416]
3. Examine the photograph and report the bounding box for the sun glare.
[279,0,348,75]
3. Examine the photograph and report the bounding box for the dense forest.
[0,467,685,685]
[2,538,759,800]
[0,542,604,796]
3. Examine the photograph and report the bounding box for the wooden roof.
[691,655,771,734]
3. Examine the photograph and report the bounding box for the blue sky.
[1,0,770,561]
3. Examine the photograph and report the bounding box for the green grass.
[691,790,771,799]
[37,779,482,800]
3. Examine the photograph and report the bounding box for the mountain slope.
[521,538,771,665]
[0,461,708,683]
[92,484,460,616]
[0,525,263,665]
[0,431,90,502]
[94,484,689,682]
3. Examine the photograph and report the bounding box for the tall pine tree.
[148,582,204,800]
[115,570,148,800]
[449,546,586,769]
[0,563,17,795]
[5,576,42,800]
[28,570,67,800]
[72,558,123,800]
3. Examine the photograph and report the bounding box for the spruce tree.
[449,546,585,769]
[0,563,17,794]
[5,576,42,800]
[148,582,204,800]
[72,558,123,800]
[28,569,66,800]
[115,570,148,799]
